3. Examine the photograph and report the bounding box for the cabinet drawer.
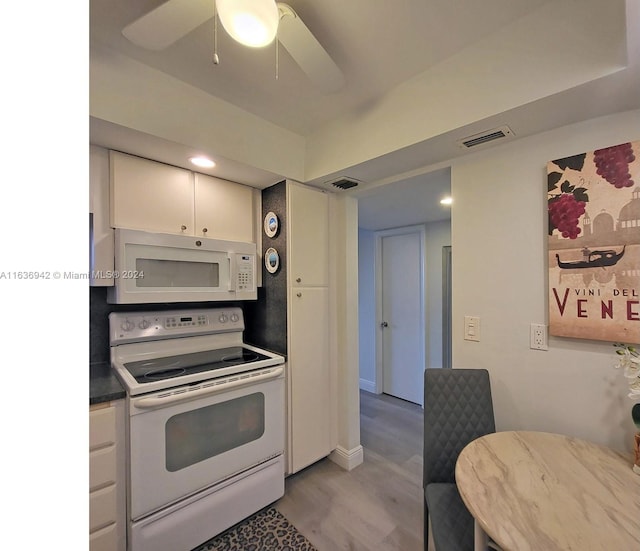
[90,406,116,449]
[90,484,117,532]
[90,445,117,491]
[90,521,117,551]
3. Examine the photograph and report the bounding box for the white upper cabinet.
[194,173,255,242]
[288,182,329,287]
[110,152,257,243]
[110,152,194,235]
[90,146,115,286]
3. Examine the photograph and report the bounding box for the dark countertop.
[90,361,126,405]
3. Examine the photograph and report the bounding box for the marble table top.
[455,431,640,551]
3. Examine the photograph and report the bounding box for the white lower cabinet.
[288,286,332,473]
[90,401,125,551]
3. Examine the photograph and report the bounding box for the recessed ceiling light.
[440,197,453,206]
[189,156,216,168]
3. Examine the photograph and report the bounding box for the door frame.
[442,245,452,369]
[374,225,427,395]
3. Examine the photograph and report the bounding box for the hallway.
[276,391,424,550]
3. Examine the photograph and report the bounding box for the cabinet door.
[110,151,194,235]
[194,174,255,241]
[288,183,329,287]
[90,146,114,286]
[289,287,331,473]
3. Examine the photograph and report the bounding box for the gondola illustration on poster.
[547,141,640,344]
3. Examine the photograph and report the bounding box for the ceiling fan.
[122,0,345,94]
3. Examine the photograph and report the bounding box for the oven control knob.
[139,319,150,330]
[230,313,239,323]
[121,319,135,332]
[218,314,228,324]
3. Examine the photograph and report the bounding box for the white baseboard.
[359,378,376,393]
[329,445,364,471]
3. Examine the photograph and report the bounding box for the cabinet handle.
[296,292,302,298]
[296,277,302,283]
[202,228,208,234]
[181,225,187,232]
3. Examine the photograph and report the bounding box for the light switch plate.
[464,315,480,342]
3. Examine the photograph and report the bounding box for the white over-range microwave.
[107,228,257,304]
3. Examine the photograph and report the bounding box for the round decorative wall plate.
[264,211,279,238]
[265,247,280,273]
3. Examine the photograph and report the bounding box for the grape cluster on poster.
[548,143,636,240]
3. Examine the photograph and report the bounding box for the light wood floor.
[275,390,424,551]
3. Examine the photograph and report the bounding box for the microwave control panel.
[236,254,255,292]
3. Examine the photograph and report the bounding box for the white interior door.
[379,228,425,405]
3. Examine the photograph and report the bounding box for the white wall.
[425,220,452,369]
[451,109,640,452]
[358,229,376,392]
[330,195,363,469]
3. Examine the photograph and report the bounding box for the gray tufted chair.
[423,368,496,551]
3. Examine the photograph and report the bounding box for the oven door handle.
[133,366,284,409]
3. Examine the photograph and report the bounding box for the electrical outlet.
[530,323,548,350]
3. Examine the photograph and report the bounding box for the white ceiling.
[89,0,640,229]
[357,168,452,231]
[90,0,549,136]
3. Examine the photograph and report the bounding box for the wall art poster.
[547,141,640,344]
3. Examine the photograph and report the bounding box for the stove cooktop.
[123,346,270,384]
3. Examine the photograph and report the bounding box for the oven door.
[128,366,284,520]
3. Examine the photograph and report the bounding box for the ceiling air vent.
[457,126,514,149]
[329,177,360,190]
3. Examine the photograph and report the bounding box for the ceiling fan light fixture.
[217,0,279,48]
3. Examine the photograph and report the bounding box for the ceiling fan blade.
[122,0,213,51]
[277,3,345,94]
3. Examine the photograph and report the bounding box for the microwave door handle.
[133,367,284,409]
[228,255,233,291]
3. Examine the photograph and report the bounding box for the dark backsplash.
[244,180,288,355]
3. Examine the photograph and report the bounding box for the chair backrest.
[423,368,496,486]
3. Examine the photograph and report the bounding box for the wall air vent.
[457,125,514,149]
[328,178,360,190]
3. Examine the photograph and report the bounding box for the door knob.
[380,321,388,328]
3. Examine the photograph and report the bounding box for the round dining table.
[455,430,640,551]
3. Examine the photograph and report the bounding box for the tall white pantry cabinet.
[286,181,335,474]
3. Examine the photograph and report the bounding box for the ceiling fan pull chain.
[212,0,220,65]
[275,34,279,80]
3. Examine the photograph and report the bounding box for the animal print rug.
[193,507,317,551]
